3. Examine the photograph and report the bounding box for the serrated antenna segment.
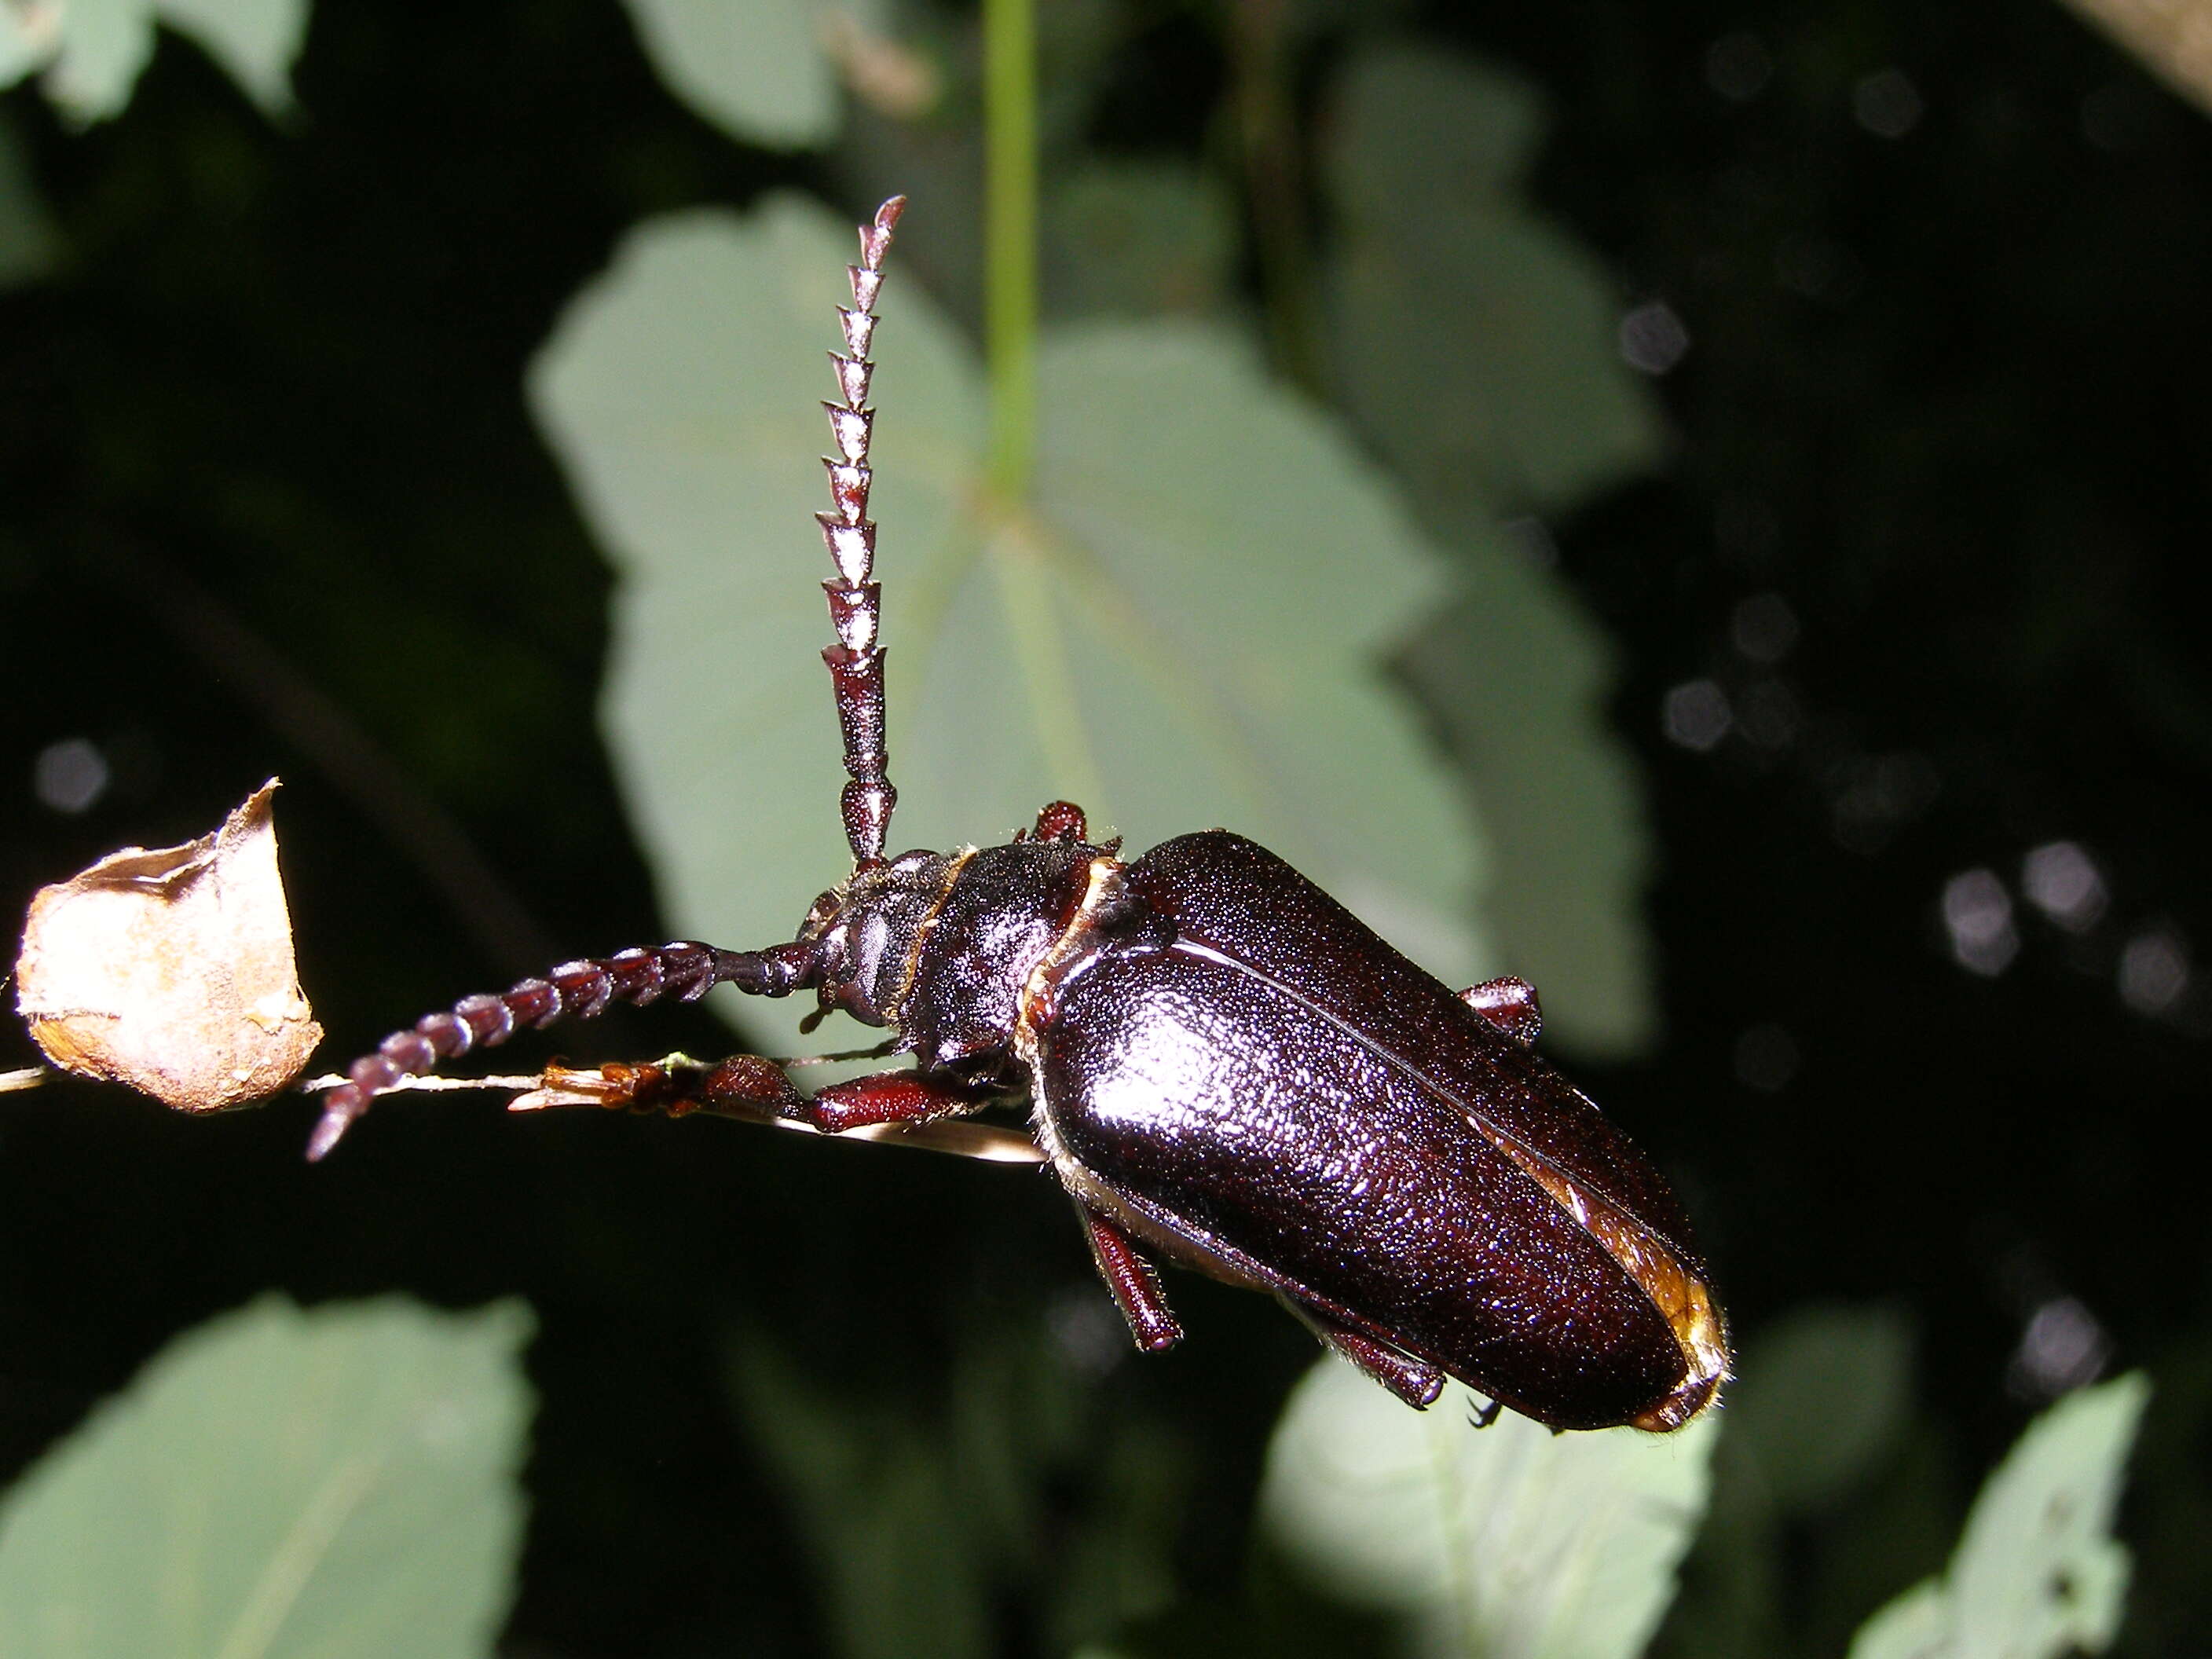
[818,196,905,868]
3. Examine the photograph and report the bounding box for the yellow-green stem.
[983,0,1037,500]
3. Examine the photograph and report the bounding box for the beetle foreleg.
[1075,1206,1183,1352]
[1459,976,1542,1046]
[1283,1300,1445,1409]
[794,1068,996,1134]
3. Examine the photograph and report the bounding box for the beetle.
[309,196,1730,1433]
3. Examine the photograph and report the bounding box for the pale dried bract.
[14,779,323,1111]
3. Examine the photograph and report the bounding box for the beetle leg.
[1031,800,1088,842]
[789,1068,993,1134]
[1459,976,1542,1046]
[1075,1205,1184,1352]
[1283,1300,1446,1409]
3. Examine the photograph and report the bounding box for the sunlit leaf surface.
[1848,1373,2148,1659]
[1261,1356,1717,1659]
[530,192,1485,1060]
[0,1297,532,1659]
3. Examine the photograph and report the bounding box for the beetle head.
[794,849,961,1029]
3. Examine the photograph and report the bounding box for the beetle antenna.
[304,940,814,1160]
[820,195,905,869]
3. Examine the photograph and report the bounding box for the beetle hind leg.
[1459,976,1542,1046]
[1284,1300,1445,1410]
[1075,1206,1183,1352]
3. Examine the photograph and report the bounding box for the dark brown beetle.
[310,198,1730,1433]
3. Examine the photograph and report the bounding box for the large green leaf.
[529,192,1485,1060]
[1260,1356,1717,1659]
[0,0,305,120]
[0,1296,532,1659]
[620,0,840,151]
[1321,43,1665,1055]
[1848,1373,2148,1659]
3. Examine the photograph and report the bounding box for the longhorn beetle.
[310,197,1730,1433]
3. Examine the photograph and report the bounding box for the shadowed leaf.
[1321,42,1667,1054]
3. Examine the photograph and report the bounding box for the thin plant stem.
[983,0,1038,500]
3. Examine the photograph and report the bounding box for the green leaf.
[157,0,308,115]
[1042,159,1238,320]
[529,192,1485,1061]
[0,0,305,122]
[620,0,840,151]
[1320,42,1664,518]
[0,1295,533,1659]
[2,8,49,87]
[1318,42,1668,1055]
[732,1338,994,1659]
[1260,1356,1718,1659]
[1394,545,1654,1054]
[1847,1373,2149,1659]
[727,1322,1181,1659]
[29,0,155,122]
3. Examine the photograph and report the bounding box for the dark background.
[3,1,2207,1654]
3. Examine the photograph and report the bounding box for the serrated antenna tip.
[858,196,906,273]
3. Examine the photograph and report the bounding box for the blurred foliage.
[1318,42,1666,1049]
[1262,1357,1716,1659]
[0,0,305,122]
[728,1315,1187,1659]
[1252,1353,2145,1659]
[0,1296,530,1656]
[1848,1373,2148,1659]
[619,0,844,149]
[4,0,2211,1655]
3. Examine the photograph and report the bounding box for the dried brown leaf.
[14,780,321,1111]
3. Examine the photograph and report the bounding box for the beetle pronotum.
[311,197,1730,1433]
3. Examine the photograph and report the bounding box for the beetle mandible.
[309,196,1730,1434]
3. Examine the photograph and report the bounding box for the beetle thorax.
[802,839,1115,1076]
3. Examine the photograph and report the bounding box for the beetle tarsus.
[1284,1300,1446,1410]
